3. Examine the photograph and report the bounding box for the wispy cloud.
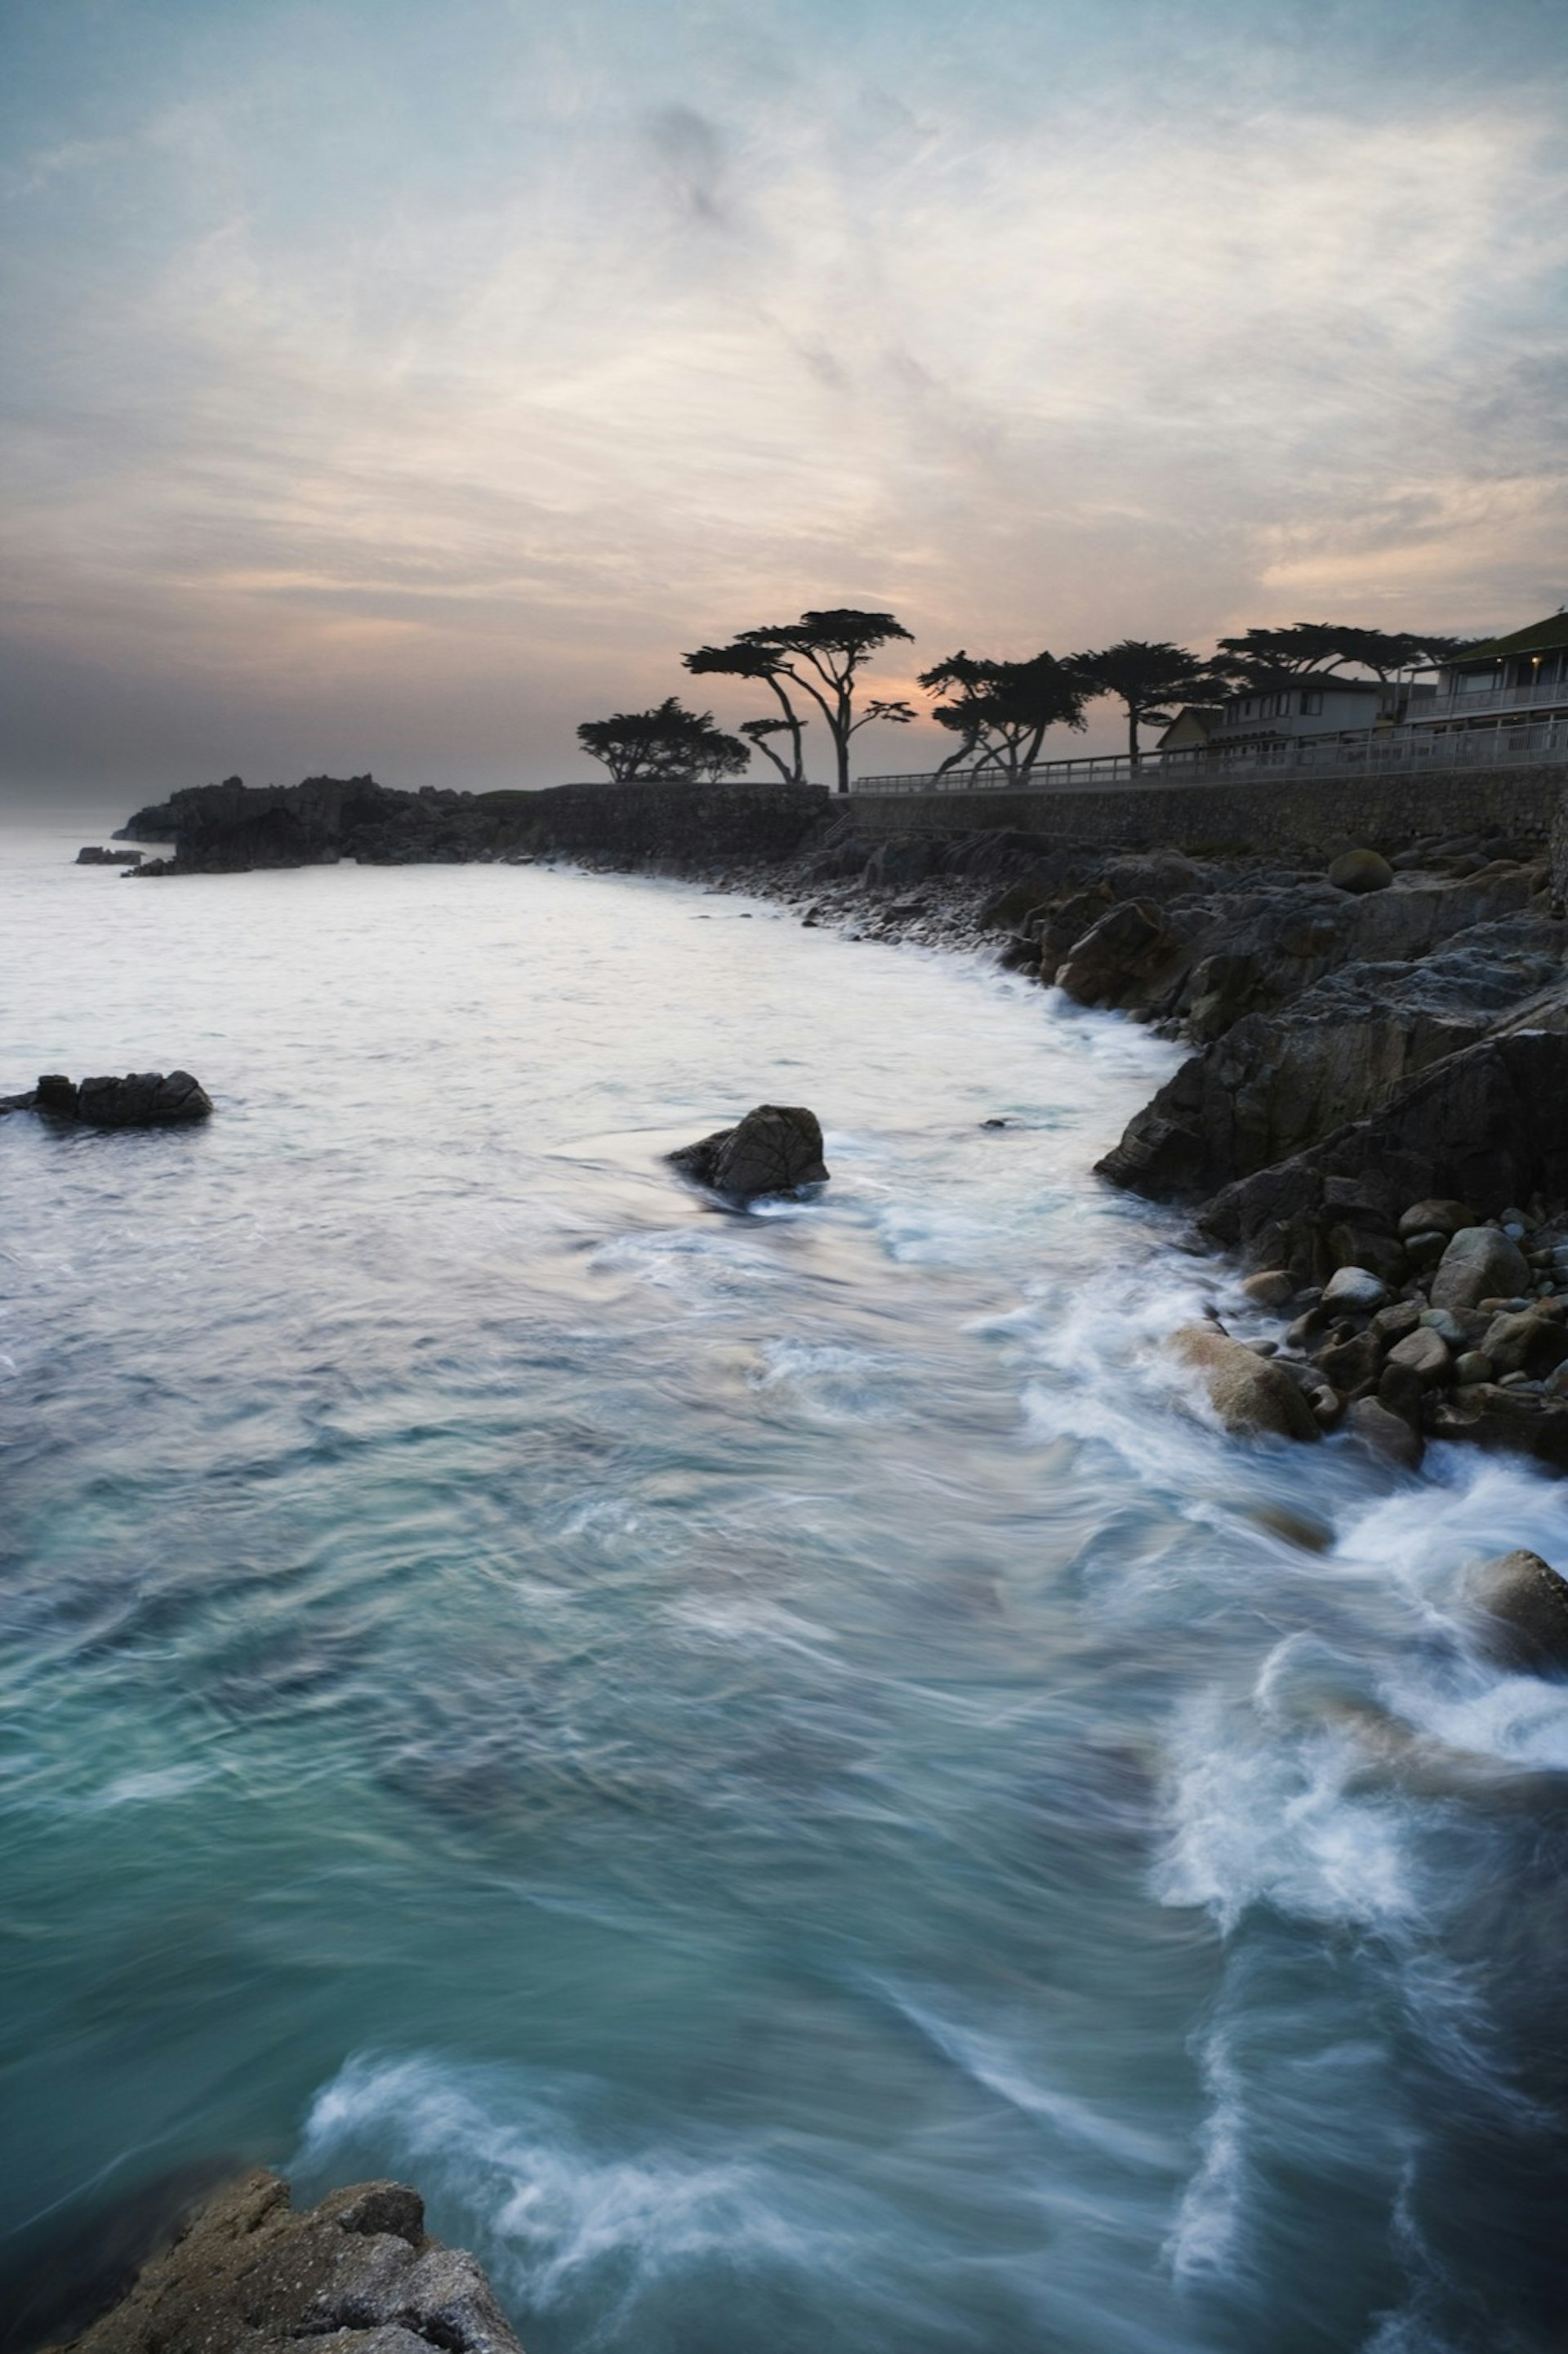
[2,0,1565,797]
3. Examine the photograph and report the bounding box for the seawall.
[840,760,1565,854]
[493,778,831,863]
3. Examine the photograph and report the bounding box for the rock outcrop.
[46,2169,524,2353]
[669,1103,828,1199]
[0,1072,213,1126]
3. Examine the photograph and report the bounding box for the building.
[1411,610,1568,731]
[1159,675,1432,756]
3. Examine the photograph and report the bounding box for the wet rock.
[46,2168,526,2353]
[1370,1300,1422,1347]
[1384,1325,1450,1386]
[1242,1268,1297,1309]
[1454,1351,1493,1384]
[1346,1396,1424,1469]
[1479,1309,1568,1380]
[1167,1324,1320,1442]
[1054,900,1169,1007]
[1428,1384,1568,1471]
[1463,1549,1568,1672]
[1431,1226,1532,1314]
[1399,1197,1475,1239]
[1314,1328,1380,1395]
[1322,1265,1388,1313]
[668,1103,828,1199]
[75,1072,214,1127]
[1401,1228,1448,1270]
[1328,849,1394,894]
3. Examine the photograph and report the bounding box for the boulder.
[1384,1325,1450,1386]
[1398,1197,1474,1239]
[1054,901,1169,1007]
[75,1072,213,1127]
[1430,1226,1531,1314]
[1463,1549,1568,1672]
[1167,1324,1320,1442]
[1478,1309,1568,1379]
[1242,1268,1297,1309]
[1322,1265,1388,1313]
[668,1103,828,1199]
[1328,849,1394,894]
[1347,1396,1424,1470]
[43,2169,525,2353]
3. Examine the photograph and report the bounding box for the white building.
[1410,611,1568,731]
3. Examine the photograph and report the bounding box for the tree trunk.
[1127,702,1141,770]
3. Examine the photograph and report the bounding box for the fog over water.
[4,830,1568,2351]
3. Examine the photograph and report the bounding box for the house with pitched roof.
[1412,610,1568,731]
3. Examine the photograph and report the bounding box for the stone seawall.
[498,778,831,863]
[842,762,1565,854]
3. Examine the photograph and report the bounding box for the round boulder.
[1322,1264,1389,1314]
[1168,1324,1320,1442]
[1327,848,1394,894]
[1463,1549,1568,1672]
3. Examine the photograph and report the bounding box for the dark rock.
[1322,1264,1388,1313]
[1370,1299,1422,1346]
[1463,1549,1568,1671]
[1454,1350,1494,1384]
[1315,1329,1381,1394]
[37,1072,79,1115]
[1399,1197,1475,1238]
[74,1072,214,1128]
[47,2168,526,2352]
[668,1103,828,1199]
[1055,901,1169,1006]
[1328,848,1394,894]
[1347,1396,1424,1469]
[1431,1226,1532,1314]
[1479,1309,1568,1379]
[1428,1384,1568,1471]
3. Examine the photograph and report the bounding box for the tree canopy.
[918,649,1087,781]
[1067,641,1230,765]
[1215,623,1476,686]
[576,697,751,784]
[683,638,808,783]
[738,609,915,793]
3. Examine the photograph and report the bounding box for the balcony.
[1414,674,1568,725]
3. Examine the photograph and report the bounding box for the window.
[1299,688,1323,716]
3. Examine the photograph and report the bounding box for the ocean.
[3,823,1566,2352]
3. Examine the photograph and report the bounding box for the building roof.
[1453,611,1568,663]
[1224,675,1382,701]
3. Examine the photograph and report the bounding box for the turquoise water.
[3,827,1567,2352]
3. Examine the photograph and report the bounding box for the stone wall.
[496,778,831,863]
[841,762,1565,854]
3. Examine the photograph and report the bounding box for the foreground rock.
[1167,1324,1320,1442]
[669,1103,828,1199]
[1464,1549,1568,1671]
[0,1072,213,1125]
[47,2168,524,2353]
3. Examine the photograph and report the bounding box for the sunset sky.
[2,0,1566,804]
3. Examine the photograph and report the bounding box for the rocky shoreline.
[616,797,1568,1478]
[108,769,1568,1476]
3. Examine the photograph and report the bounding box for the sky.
[2,0,1566,808]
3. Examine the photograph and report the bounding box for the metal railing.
[1417,676,1568,723]
[852,713,1568,796]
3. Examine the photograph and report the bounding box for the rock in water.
[1429,1225,1530,1313]
[1327,849,1394,894]
[44,2168,526,2352]
[1347,1396,1426,1470]
[669,1103,828,1200]
[1464,1549,1568,1671]
[76,1072,214,1126]
[1167,1324,1320,1442]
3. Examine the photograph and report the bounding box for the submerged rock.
[1167,1324,1320,1442]
[668,1103,828,1199]
[45,2168,526,2352]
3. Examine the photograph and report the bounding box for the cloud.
[1,0,1566,800]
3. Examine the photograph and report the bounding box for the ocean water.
[2,823,1567,2353]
